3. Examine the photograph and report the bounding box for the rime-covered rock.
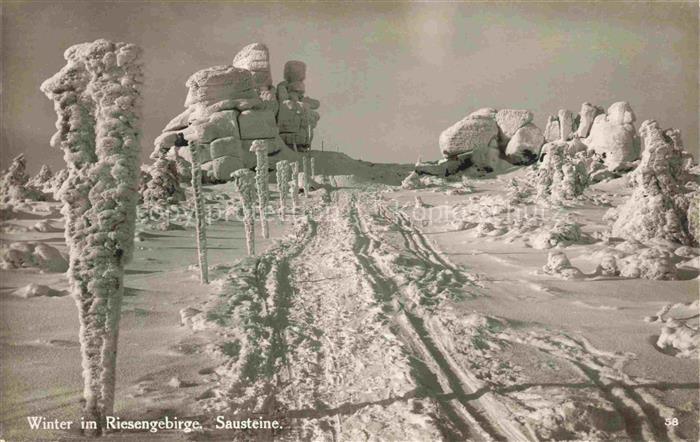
[544,116,560,142]
[495,109,533,143]
[283,60,306,82]
[439,113,499,158]
[505,123,544,164]
[232,42,272,89]
[184,65,256,107]
[155,43,321,178]
[557,109,575,141]
[610,120,696,245]
[585,101,640,171]
[576,102,603,138]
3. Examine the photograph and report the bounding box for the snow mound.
[11,283,67,298]
[646,300,699,358]
[542,251,583,279]
[1,242,68,272]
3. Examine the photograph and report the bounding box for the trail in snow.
[186,188,690,441]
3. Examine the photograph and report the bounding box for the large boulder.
[495,109,533,143]
[232,42,272,89]
[557,109,575,140]
[202,155,246,182]
[576,102,603,138]
[584,101,640,171]
[283,60,306,82]
[439,113,499,158]
[182,110,240,143]
[184,66,256,107]
[544,116,560,142]
[506,123,544,164]
[238,109,278,140]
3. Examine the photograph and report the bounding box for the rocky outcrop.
[439,112,499,158]
[495,109,533,144]
[543,116,560,142]
[576,102,603,138]
[439,107,543,169]
[505,123,544,165]
[276,60,321,149]
[610,120,697,245]
[153,43,321,182]
[557,109,575,141]
[584,101,640,171]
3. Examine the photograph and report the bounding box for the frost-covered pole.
[275,160,290,219]
[188,141,208,284]
[231,169,256,255]
[40,39,143,433]
[250,140,270,238]
[310,157,316,177]
[290,161,300,213]
[302,154,310,198]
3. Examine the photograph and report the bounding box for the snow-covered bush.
[1,154,44,203]
[28,164,54,193]
[141,157,184,206]
[610,121,697,246]
[542,251,583,279]
[250,140,270,238]
[40,39,143,431]
[535,141,589,204]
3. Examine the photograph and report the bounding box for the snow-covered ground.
[1,166,698,441]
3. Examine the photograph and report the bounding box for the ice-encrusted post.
[250,140,270,238]
[290,161,300,212]
[310,157,316,177]
[302,154,310,198]
[231,169,256,255]
[40,39,143,433]
[188,141,209,284]
[276,160,290,219]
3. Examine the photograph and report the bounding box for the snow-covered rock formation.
[610,120,697,246]
[584,101,640,171]
[40,38,143,431]
[152,43,320,182]
[438,107,545,172]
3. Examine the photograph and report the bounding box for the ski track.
[195,188,691,441]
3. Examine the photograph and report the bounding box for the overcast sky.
[2,1,698,172]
